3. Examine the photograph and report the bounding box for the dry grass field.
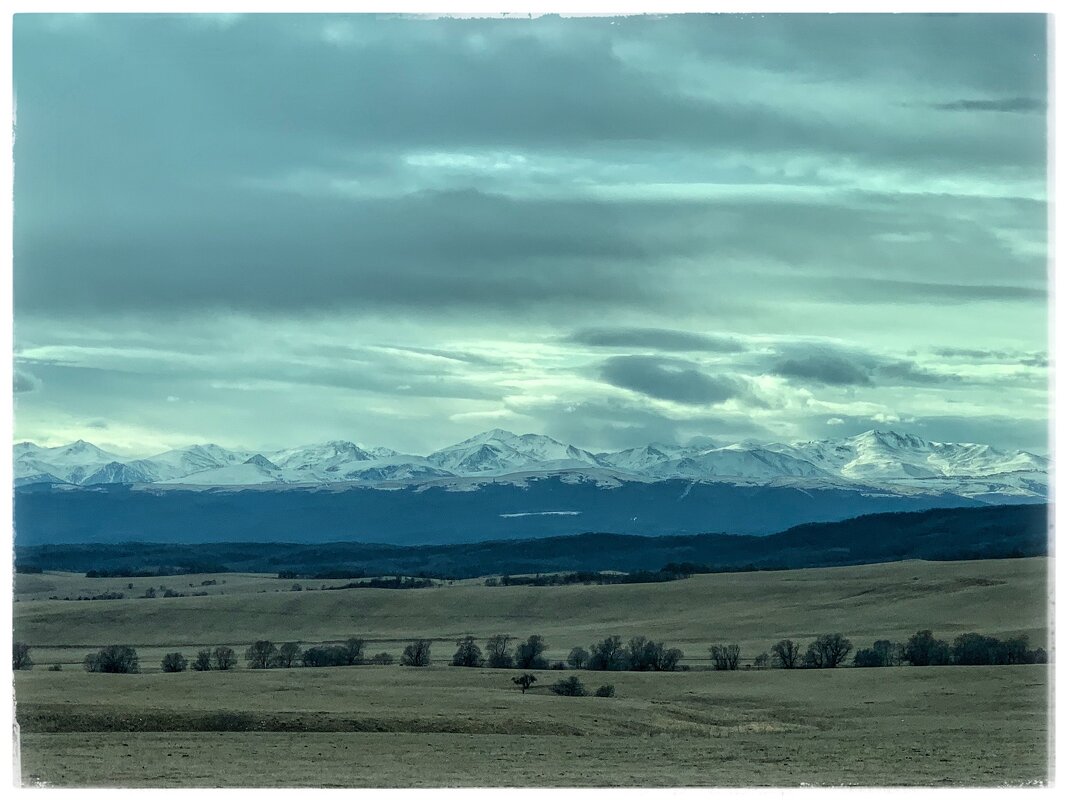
[13,556,1051,786]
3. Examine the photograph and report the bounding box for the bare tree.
[451,635,485,667]
[483,634,514,668]
[13,642,32,671]
[161,652,188,673]
[246,640,278,669]
[401,639,432,667]
[276,642,303,668]
[753,652,770,669]
[803,634,853,668]
[771,639,802,669]
[213,646,237,671]
[340,637,365,666]
[512,673,537,693]
[709,644,741,670]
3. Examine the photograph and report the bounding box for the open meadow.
[13,556,1051,786]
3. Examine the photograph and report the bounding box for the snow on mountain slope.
[82,461,159,485]
[646,444,828,480]
[766,430,1048,482]
[167,461,289,486]
[11,428,1048,500]
[427,429,600,474]
[142,444,251,479]
[268,440,372,471]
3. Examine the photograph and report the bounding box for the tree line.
[11,628,1048,674]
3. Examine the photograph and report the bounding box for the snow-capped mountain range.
[12,428,1049,500]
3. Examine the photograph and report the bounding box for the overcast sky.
[12,13,1050,456]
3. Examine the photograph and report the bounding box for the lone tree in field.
[276,642,303,668]
[246,640,279,669]
[451,636,485,667]
[84,645,140,674]
[709,644,741,671]
[803,634,853,668]
[161,652,188,673]
[13,642,32,671]
[904,630,951,666]
[485,635,514,668]
[770,639,802,669]
[512,673,537,693]
[213,646,237,671]
[514,635,549,670]
[551,676,588,696]
[340,637,365,666]
[193,650,213,671]
[401,639,432,667]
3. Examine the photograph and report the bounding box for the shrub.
[709,644,741,670]
[193,650,213,671]
[48,663,62,672]
[550,661,566,670]
[451,636,485,667]
[401,639,432,667]
[84,645,140,674]
[213,646,237,671]
[753,652,770,669]
[551,676,588,696]
[594,684,616,697]
[13,642,32,671]
[512,673,537,693]
[369,651,395,665]
[161,652,188,673]
[301,645,349,667]
[485,635,514,668]
[514,635,548,669]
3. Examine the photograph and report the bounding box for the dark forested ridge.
[15,503,1048,579]
[12,474,989,546]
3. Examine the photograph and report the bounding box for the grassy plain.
[13,557,1051,786]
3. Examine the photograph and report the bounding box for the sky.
[11,13,1051,456]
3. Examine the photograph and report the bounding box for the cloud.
[566,327,745,352]
[930,97,1045,113]
[771,350,873,386]
[873,361,960,385]
[14,369,41,393]
[599,355,744,405]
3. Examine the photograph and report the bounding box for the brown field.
[13,556,1051,787]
